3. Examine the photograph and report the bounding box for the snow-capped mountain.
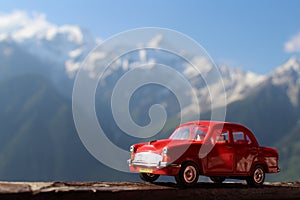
[1,10,299,111]
[220,65,265,103]
[269,57,300,107]
[224,56,300,148]
[0,11,98,78]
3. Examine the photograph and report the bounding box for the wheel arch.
[251,162,268,174]
[180,159,202,174]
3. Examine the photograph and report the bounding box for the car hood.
[135,139,195,153]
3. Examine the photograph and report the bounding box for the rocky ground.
[0,181,299,200]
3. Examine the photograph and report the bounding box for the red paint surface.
[129,121,280,178]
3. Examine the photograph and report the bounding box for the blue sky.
[1,0,300,74]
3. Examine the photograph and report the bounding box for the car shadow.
[151,181,294,189]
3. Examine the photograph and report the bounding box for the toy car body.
[128,121,280,186]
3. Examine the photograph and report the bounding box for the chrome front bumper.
[128,152,180,168]
[127,159,179,168]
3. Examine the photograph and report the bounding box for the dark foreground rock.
[0,181,299,200]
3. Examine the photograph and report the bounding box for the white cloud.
[285,32,300,53]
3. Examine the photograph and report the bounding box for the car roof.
[178,120,244,127]
[178,120,254,132]
[177,120,258,146]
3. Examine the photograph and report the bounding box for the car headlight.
[162,147,168,156]
[130,145,135,153]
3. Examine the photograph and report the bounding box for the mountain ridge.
[0,10,300,181]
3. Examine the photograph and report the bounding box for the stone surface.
[0,181,299,200]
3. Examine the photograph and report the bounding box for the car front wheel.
[175,162,199,186]
[139,173,160,183]
[246,165,265,186]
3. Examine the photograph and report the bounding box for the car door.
[206,128,234,173]
[232,129,258,174]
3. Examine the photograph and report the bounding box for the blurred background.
[0,0,300,181]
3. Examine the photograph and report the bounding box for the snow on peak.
[0,10,85,44]
[147,34,163,47]
[0,10,97,77]
[273,56,300,75]
[271,56,300,84]
[270,57,300,107]
[220,65,265,103]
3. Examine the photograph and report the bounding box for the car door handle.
[225,146,232,149]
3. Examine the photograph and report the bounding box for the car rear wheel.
[139,173,160,183]
[246,165,265,186]
[175,162,199,186]
[210,176,226,184]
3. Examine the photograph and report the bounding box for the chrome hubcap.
[183,166,197,183]
[254,168,264,183]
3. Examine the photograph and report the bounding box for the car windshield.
[169,126,191,140]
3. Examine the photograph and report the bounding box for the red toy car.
[128,121,280,186]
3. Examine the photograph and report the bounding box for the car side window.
[194,126,207,141]
[232,131,252,144]
[215,131,229,144]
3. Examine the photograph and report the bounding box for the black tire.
[175,162,199,187]
[210,176,225,184]
[246,165,265,186]
[139,173,160,183]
